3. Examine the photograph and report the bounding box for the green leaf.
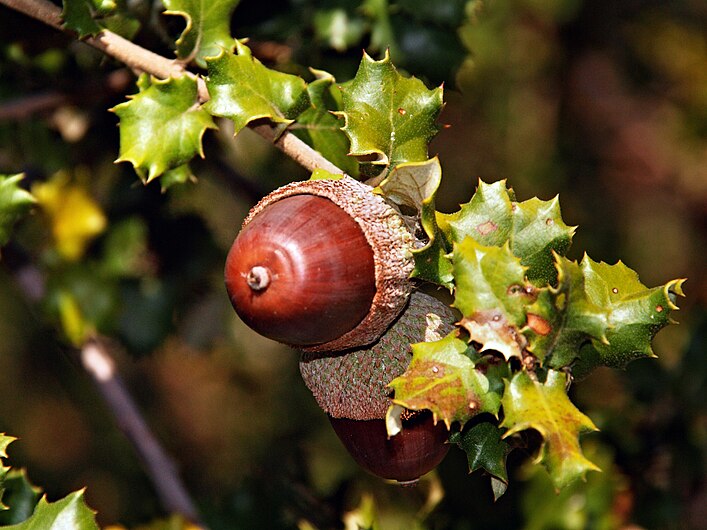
[524,255,610,366]
[61,0,110,37]
[377,157,453,286]
[501,370,600,490]
[205,41,310,136]
[388,333,500,428]
[439,180,575,285]
[291,71,358,176]
[1,434,16,509]
[338,51,443,173]
[0,174,35,248]
[112,75,216,184]
[575,256,686,372]
[0,470,41,525]
[163,0,241,68]
[5,490,99,529]
[453,238,535,360]
[449,421,511,498]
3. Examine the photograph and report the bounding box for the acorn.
[300,291,456,484]
[224,176,414,352]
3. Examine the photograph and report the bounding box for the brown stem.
[80,339,203,525]
[0,0,345,176]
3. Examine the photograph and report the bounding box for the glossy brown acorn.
[329,411,450,485]
[225,176,415,352]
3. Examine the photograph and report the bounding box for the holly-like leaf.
[291,71,358,176]
[163,0,241,68]
[575,256,686,373]
[0,174,35,248]
[449,422,511,499]
[453,238,535,360]
[439,180,575,285]
[61,0,138,39]
[113,74,216,184]
[388,333,500,429]
[61,0,113,37]
[524,255,610,366]
[0,470,42,525]
[5,490,99,529]
[205,41,310,136]
[1,434,16,509]
[377,157,454,286]
[337,51,443,173]
[501,370,600,490]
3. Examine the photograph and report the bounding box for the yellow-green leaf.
[501,370,600,490]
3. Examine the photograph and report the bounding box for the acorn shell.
[299,291,457,420]
[328,411,450,484]
[231,176,415,353]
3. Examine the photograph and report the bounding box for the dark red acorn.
[329,410,450,485]
[225,176,415,352]
[225,194,376,346]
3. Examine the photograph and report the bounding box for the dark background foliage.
[0,0,705,528]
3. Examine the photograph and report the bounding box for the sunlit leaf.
[0,174,35,248]
[524,255,610,366]
[453,238,535,360]
[337,51,443,173]
[0,434,16,510]
[61,0,113,37]
[5,490,99,529]
[163,0,241,67]
[389,333,500,428]
[501,370,600,490]
[575,256,686,374]
[205,41,310,136]
[439,180,575,285]
[113,75,216,184]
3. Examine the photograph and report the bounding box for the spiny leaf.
[0,470,42,525]
[5,490,99,529]
[113,75,216,184]
[524,255,610,366]
[1,434,16,510]
[205,41,310,136]
[290,71,358,176]
[388,333,500,429]
[61,0,113,37]
[338,51,443,173]
[449,422,511,499]
[0,174,35,248]
[163,0,241,68]
[501,370,600,490]
[575,256,686,374]
[377,157,453,286]
[438,180,575,285]
[453,238,535,360]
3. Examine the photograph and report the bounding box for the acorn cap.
[299,291,457,420]
[238,176,415,353]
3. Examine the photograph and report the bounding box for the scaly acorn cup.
[300,291,457,484]
[224,176,415,352]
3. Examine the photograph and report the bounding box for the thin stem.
[0,0,345,176]
[80,339,203,525]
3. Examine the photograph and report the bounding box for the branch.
[80,339,203,525]
[0,0,345,176]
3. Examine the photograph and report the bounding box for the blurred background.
[0,0,705,528]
